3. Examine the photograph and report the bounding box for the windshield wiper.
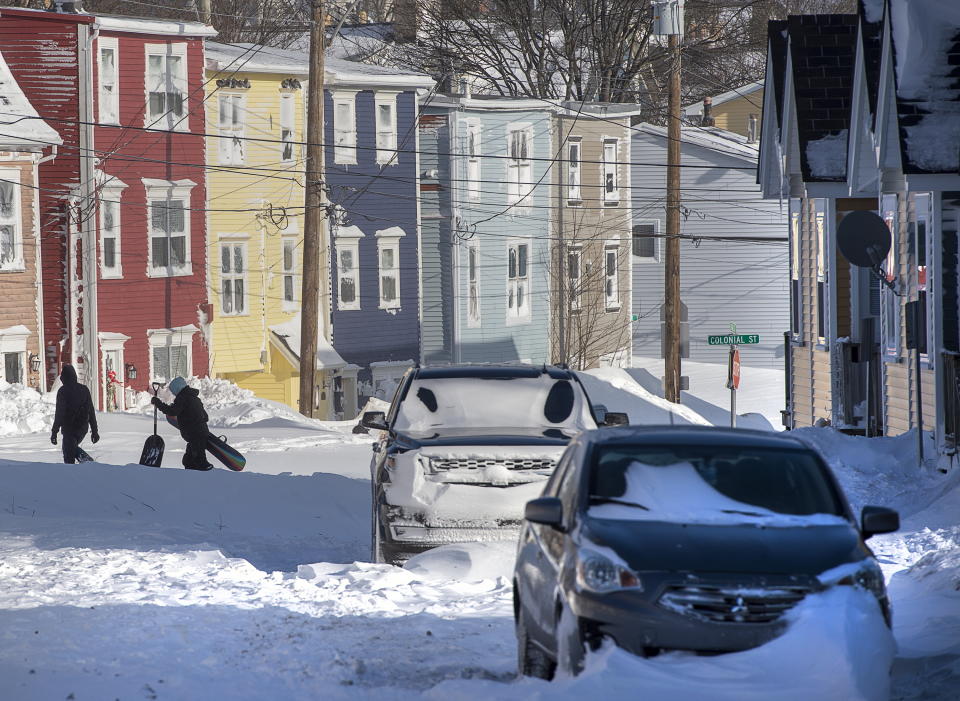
[589,496,650,511]
[720,509,767,517]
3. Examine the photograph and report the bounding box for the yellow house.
[684,80,764,141]
[205,42,344,414]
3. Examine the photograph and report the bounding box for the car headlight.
[576,550,642,593]
[836,560,886,600]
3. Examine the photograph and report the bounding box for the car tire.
[555,600,586,677]
[516,611,555,680]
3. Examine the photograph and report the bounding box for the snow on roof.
[633,123,758,163]
[683,80,764,117]
[889,0,960,173]
[0,50,61,150]
[206,42,308,76]
[805,129,849,179]
[269,315,346,370]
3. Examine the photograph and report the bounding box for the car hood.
[582,517,869,576]
[394,426,579,447]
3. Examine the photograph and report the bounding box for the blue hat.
[169,377,188,395]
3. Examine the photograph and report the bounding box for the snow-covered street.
[1,372,958,700]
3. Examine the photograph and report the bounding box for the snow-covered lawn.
[0,372,957,699]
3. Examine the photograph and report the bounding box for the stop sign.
[727,348,741,390]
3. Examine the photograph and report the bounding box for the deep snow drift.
[0,370,957,699]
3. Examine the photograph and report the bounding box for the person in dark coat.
[151,377,213,471]
[50,364,99,464]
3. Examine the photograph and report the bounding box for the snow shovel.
[138,382,165,467]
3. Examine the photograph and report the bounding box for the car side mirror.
[861,505,899,539]
[525,497,565,530]
[593,404,608,424]
[602,412,629,427]
[361,411,389,432]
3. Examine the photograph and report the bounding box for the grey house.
[631,124,788,369]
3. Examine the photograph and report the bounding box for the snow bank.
[403,542,516,581]
[0,381,53,436]
[578,368,711,426]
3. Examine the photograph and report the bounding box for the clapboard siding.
[630,130,788,370]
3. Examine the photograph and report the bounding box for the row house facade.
[760,1,960,460]
[0,6,215,410]
[0,49,61,389]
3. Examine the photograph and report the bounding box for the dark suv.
[361,364,627,565]
[513,425,899,678]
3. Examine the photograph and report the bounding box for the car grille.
[429,457,555,472]
[658,585,809,624]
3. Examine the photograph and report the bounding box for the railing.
[943,352,960,454]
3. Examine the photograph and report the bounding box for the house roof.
[888,0,960,174]
[767,20,789,131]
[0,49,61,150]
[858,1,884,122]
[633,123,759,164]
[0,6,215,36]
[269,315,346,370]
[206,42,308,76]
[787,13,858,181]
[682,80,764,118]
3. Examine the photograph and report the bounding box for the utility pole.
[656,1,684,404]
[299,0,327,418]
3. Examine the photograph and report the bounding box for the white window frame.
[567,137,582,204]
[376,226,405,310]
[881,193,900,357]
[506,240,531,323]
[219,240,248,316]
[815,200,827,346]
[464,120,481,201]
[0,326,28,385]
[144,43,188,130]
[217,93,245,165]
[789,200,802,341]
[0,168,23,271]
[632,220,659,261]
[567,245,582,312]
[375,91,399,165]
[143,178,195,278]
[335,225,364,311]
[602,138,620,205]
[98,37,119,125]
[1,350,25,385]
[332,90,358,165]
[147,325,196,383]
[280,92,296,163]
[99,178,128,279]
[281,234,299,311]
[506,123,533,209]
[604,242,621,311]
[467,242,481,327]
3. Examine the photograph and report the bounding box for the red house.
[0,5,215,409]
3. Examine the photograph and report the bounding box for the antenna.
[836,210,897,293]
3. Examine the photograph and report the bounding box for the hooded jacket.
[154,386,209,442]
[52,365,98,437]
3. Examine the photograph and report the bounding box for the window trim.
[462,120,482,202]
[281,234,299,311]
[332,90,358,165]
[335,224,364,311]
[789,199,802,341]
[374,91,399,165]
[375,226,405,310]
[466,242,481,327]
[217,92,246,165]
[0,326,28,385]
[567,137,582,205]
[814,199,827,346]
[0,168,24,272]
[279,91,296,164]
[219,240,248,317]
[98,37,120,125]
[506,239,532,324]
[143,178,195,278]
[601,137,620,205]
[506,122,534,210]
[146,325,196,382]
[144,42,188,131]
[2,350,25,385]
[99,177,128,279]
[567,244,582,312]
[604,241,621,311]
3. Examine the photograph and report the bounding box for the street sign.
[708,334,760,346]
[727,348,741,390]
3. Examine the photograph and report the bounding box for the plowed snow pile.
[0,382,53,437]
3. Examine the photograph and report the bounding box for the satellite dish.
[837,210,891,268]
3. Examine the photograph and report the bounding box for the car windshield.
[587,444,847,526]
[392,376,596,432]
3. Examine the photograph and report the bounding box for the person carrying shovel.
[151,377,214,471]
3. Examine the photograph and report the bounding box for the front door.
[103,350,123,411]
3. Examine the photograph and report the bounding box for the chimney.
[47,0,84,12]
[747,113,759,143]
[701,96,715,127]
[393,0,418,43]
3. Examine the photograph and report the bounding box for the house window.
[218,94,245,165]
[280,93,295,163]
[814,200,826,344]
[567,246,582,311]
[790,201,801,339]
[100,196,122,278]
[151,343,189,382]
[507,241,530,319]
[378,242,400,308]
[914,193,931,360]
[632,222,658,260]
[466,123,481,201]
[145,178,195,277]
[336,240,360,311]
[507,127,532,207]
[567,138,582,203]
[604,244,620,310]
[882,194,899,356]
[98,39,119,124]
[0,173,22,270]
[2,351,24,384]
[220,242,246,315]
[602,139,619,204]
[145,44,187,128]
[467,244,481,326]
[333,91,357,165]
[282,237,297,307]
[375,92,398,164]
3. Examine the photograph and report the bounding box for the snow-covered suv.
[361,365,626,565]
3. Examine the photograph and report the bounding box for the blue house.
[323,58,433,416]
[418,95,553,365]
